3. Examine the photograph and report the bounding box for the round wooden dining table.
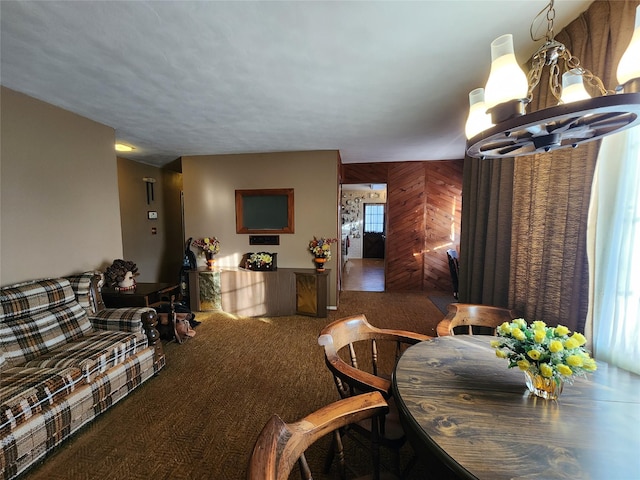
[392,335,640,480]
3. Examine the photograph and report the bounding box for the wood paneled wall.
[342,160,463,292]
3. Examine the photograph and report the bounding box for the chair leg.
[371,416,381,480]
[298,454,312,480]
[401,452,417,479]
[334,430,347,480]
[324,429,348,480]
[323,430,337,473]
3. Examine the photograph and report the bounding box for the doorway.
[341,184,387,291]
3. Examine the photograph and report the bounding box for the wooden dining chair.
[247,391,390,480]
[436,303,518,337]
[317,314,432,477]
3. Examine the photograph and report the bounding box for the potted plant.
[308,237,338,271]
[245,252,277,271]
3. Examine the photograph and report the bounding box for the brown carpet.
[427,294,457,316]
[23,291,445,479]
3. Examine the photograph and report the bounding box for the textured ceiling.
[0,1,593,167]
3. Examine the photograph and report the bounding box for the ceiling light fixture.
[466,1,640,159]
[115,143,135,152]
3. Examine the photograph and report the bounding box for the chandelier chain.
[527,53,546,102]
[549,63,562,100]
[526,38,610,103]
[565,53,610,96]
[545,0,556,42]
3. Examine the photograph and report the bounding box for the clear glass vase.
[524,370,564,400]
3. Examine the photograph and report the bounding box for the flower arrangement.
[192,236,220,256]
[309,237,338,259]
[246,252,275,270]
[104,259,139,288]
[491,319,597,387]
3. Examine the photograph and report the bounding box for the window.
[364,204,384,233]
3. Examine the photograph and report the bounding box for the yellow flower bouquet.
[491,319,597,399]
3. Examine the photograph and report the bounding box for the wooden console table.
[188,267,328,317]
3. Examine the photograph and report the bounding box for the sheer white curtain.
[587,126,640,374]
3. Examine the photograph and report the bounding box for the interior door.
[363,203,385,258]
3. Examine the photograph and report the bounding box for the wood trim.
[235,188,295,234]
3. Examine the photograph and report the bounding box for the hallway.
[342,258,385,292]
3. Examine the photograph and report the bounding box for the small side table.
[295,271,328,317]
[101,283,179,308]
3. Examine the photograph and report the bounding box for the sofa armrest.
[89,307,164,367]
[88,307,152,333]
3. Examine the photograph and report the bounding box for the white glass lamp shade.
[465,88,493,139]
[560,69,591,104]
[617,5,640,85]
[484,34,529,110]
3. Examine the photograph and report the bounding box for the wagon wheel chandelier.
[465,0,640,159]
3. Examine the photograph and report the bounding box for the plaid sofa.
[0,273,165,479]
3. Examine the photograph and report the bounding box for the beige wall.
[182,151,340,306]
[116,158,184,284]
[0,87,123,285]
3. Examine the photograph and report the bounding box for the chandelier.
[465,1,640,159]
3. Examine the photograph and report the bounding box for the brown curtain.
[461,0,639,332]
[459,157,513,307]
[510,0,639,332]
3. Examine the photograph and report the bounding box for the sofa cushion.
[0,279,93,368]
[22,330,148,383]
[0,366,83,434]
[0,302,93,368]
[0,348,158,480]
[65,272,102,314]
[0,279,77,321]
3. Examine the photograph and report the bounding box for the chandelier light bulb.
[465,88,493,139]
[484,34,529,110]
[616,5,640,86]
[560,69,591,104]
